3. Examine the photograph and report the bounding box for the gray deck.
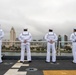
[0,56,76,75]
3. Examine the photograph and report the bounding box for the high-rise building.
[64,35,68,45]
[58,35,62,41]
[64,35,68,41]
[10,27,16,46]
[57,35,62,48]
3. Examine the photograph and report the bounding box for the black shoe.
[20,61,24,63]
[52,62,56,64]
[72,61,76,64]
[45,61,50,63]
[28,61,32,63]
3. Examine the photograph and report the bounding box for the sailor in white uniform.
[19,28,32,63]
[70,28,76,63]
[0,25,4,64]
[45,29,58,63]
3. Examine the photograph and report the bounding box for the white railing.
[2,41,47,51]
[58,41,72,56]
[59,41,72,49]
[2,41,72,56]
[2,40,58,48]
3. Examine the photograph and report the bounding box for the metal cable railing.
[1,41,72,56]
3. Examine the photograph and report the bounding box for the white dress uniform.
[70,31,76,63]
[18,31,32,62]
[0,28,4,63]
[45,32,58,62]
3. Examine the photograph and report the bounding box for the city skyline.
[3,27,69,41]
[0,0,76,39]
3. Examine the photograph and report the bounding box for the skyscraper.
[64,35,68,45]
[57,35,62,48]
[10,27,16,46]
[64,35,68,41]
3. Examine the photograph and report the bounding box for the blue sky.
[0,0,76,39]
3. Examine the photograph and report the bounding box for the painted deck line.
[43,70,76,75]
[4,60,28,75]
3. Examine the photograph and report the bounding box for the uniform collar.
[48,32,53,34]
[22,31,29,35]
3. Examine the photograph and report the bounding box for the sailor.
[45,29,58,63]
[70,28,76,63]
[0,25,4,64]
[18,28,32,63]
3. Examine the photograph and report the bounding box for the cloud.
[0,0,76,39]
